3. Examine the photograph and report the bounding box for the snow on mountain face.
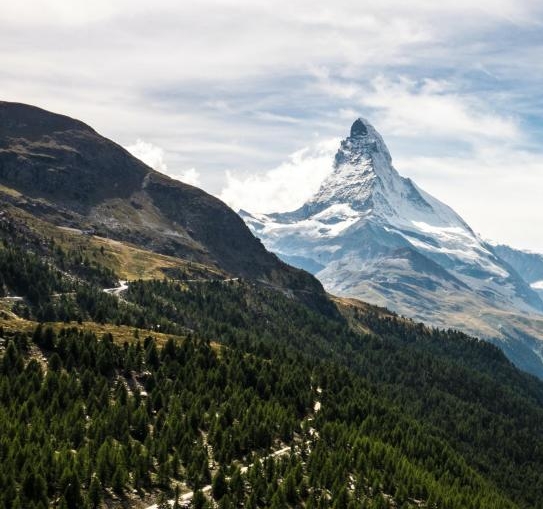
[241,118,543,376]
[492,244,543,284]
[493,244,543,300]
[242,118,540,312]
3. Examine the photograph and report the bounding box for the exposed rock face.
[242,118,543,377]
[0,101,324,301]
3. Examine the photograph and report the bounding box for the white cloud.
[219,138,339,213]
[125,139,168,173]
[125,139,202,187]
[176,168,202,187]
[253,112,302,124]
[1,0,125,25]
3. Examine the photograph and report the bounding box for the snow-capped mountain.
[241,119,543,377]
[492,244,543,299]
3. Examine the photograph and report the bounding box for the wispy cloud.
[360,76,521,141]
[177,168,202,187]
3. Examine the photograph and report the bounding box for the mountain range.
[3,102,542,375]
[2,101,543,508]
[241,118,543,377]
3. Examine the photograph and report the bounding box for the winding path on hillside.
[146,394,321,509]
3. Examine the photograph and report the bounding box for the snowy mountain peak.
[350,118,369,137]
[306,118,463,233]
[334,117,393,175]
[306,118,397,214]
[246,119,496,271]
[241,118,543,375]
[242,119,542,303]
[344,117,392,159]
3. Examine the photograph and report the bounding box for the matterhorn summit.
[306,117,398,213]
[279,118,473,231]
[241,118,543,377]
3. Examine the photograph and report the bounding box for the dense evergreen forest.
[1,218,543,508]
[0,325,527,509]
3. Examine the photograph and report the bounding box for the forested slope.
[1,215,543,508]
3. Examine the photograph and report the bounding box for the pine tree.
[60,469,82,509]
[192,489,207,509]
[87,476,101,509]
[212,467,228,501]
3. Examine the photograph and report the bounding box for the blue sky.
[2,0,543,250]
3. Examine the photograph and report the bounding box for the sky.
[2,0,543,251]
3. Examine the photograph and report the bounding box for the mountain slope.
[3,104,543,507]
[0,101,322,300]
[2,236,543,508]
[242,119,543,377]
[494,243,543,299]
